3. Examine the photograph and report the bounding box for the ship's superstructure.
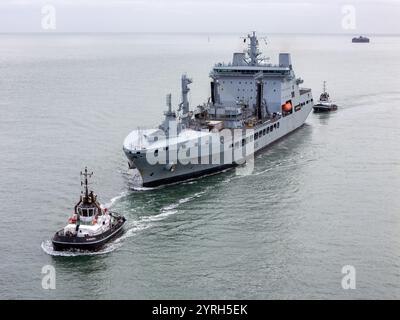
[123,32,314,187]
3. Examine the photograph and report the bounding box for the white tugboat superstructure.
[123,32,314,187]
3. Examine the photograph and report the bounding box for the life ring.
[92,219,97,225]
[68,217,77,224]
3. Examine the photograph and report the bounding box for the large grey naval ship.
[123,32,314,187]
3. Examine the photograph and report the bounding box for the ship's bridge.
[212,51,293,78]
[212,64,291,77]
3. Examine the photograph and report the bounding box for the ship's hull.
[124,104,312,187]
[52,218,126,251]
[352,38,369,43]
[313,104,338,112]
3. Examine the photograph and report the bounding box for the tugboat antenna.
[80,167,93,199]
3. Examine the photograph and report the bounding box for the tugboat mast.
[80,167,93,200]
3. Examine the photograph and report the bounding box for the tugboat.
[313,81,338,113]
[52,168,126,251]
[352,36,370,43]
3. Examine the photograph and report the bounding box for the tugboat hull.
[313,104,338,112]
[52,218,126,251]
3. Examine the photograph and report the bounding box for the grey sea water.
[0,33,399,299]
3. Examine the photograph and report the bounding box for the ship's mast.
[80,167,93,201]
[323,81,327,94]
[246,31,261,66]
[178,74,192,129]
[160,93,176,136]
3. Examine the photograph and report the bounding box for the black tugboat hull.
[313,105,338,113]
[352,38,370,43]
[52,218,126,252]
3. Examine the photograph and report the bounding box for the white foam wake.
[102,191,130,209]
[117,190,207,242]
[41,240,121,257]
[42,188,209,256]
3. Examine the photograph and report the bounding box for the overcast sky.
[0,0,399,34]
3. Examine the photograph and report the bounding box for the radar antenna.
[242,31,268,66]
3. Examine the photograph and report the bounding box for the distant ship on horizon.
[352,36,370,43]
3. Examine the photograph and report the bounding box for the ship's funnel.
[232,52,245,66]
[279,53,292,68]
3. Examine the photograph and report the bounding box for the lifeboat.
[282,102,292,112]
